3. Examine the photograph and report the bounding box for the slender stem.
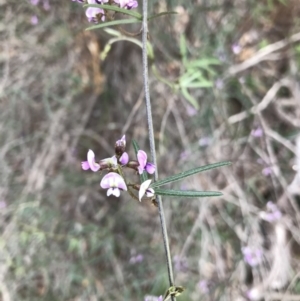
[142,0,175,298]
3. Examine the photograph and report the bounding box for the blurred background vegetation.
[1,0,300,300]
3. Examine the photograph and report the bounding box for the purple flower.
[173,255,188,273]
[114,0,138,9]
[198,136,212,147]
[116,134,126,148]
[262,167,272,176]
[119,152,129,165]
[43,0,50,10]
[137,150,155,174]
[86,0,107,22]
[129,253,144,264]
[251,127,263,138]
[81,149,100,172]
[232,43,241,55]
[241,246,263,267]
[100,172,127,197]
[30,15,39,25]
[259,201,282,222]
[139,179,154,201]
[186,105,197,116]
[198,280,210,294]
[30,0,39,5]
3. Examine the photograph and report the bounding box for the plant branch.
[142,0,175,298]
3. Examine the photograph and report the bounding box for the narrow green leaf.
[86,18,141,31]
[184,81,213,88]
[148,11,177,21]
[150,161,231,188]
[84,4,142,19]
[181,87,199,109]
[132,140,148,183]
[86,19,140,30]
[154,189,222,198]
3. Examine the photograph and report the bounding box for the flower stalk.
[141,0,175,298]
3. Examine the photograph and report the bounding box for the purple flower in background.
[199,136,212,147]
[43,0,50,10]
[232,43,242,55]
[0,201,7,209]
[259,201,282,222]
[129,253,144,264]
[251,127,263,138]
[100,172,127,197]
[137,150,155,174]
[114,0,138,9]
[30,0,39,5]
[262,166,272,176]
[186,104,197,116]
[81,149,100,172]
[31,15,39,25]
[173,255,188,273]
[198,280,210,294]
[139,179,155,201]
[241,246,263,267]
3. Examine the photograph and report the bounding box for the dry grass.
[0,0,300,300]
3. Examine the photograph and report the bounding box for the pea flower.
[259,201,282,222]
[119,152,129,165]
[114,0,138,9]
[81,149,100,172]
[137,150,155,174]
[100,172,127,197]
[115,135,128,165]
[86,0,107,22]
[139,179,155,201]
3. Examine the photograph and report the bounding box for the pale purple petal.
[81,161,90,170]
[146,188,155,198]
[100,172,127,192]
[116,175,127,191]
[137,150,147,174]
[145,162,155,174]
[115,0,138,9]
[116,135,126,147]
[87,149,100,172]
[31,0,39,5]
[85,7,105,22]
[119,152,129,165]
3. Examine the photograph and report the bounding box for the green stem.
[142,0,175,298]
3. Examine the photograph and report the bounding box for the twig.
[142,0,175,298]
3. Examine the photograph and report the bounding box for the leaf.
[180,34,187,65]
[132,140,148,183]
[84,4,142,19]
[184,81,213,88]
[86,18,141,31]
[181,87,199,109]
[148,11,177,21]
[150,161,231,188]
[154,189,222,198]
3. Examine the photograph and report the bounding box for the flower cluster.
[82,135,155,200]
[72,0,138,23]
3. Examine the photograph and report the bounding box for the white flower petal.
[139,179,152,202]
